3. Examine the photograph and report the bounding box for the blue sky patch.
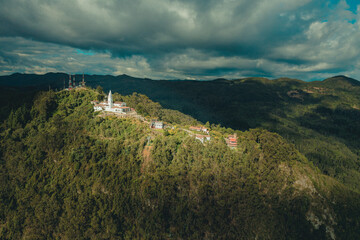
[329,0,358,13]
[76,49,95,56]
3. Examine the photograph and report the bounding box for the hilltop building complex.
[92,90,133,114]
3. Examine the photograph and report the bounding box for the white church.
[92,90,132,113]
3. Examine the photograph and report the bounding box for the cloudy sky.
[0,0,359,80]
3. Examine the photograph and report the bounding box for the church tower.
[108,90,113,108]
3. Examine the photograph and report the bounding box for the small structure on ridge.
[195,134,211,143]
[65,73,86,90]
[225,133,238,148]
[189,126,209,134]
[150,121,164,129]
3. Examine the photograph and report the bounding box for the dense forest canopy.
[0,86,359,239]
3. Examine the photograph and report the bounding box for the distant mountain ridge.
[0,72,359,88]
[322,75,360,87]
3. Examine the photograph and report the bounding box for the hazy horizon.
[2,71,359,83]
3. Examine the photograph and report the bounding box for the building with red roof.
[225,134,238,148]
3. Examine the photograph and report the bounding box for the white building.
[189,126,209,134]
[201,127,209,133]
[93,103,107,111]
[92,90,132,113]
[195,134,211,143]
[150,121,164,129]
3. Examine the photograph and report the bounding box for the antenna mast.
[69,74,72,89]
[82,73,85,87]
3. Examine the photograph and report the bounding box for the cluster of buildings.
[189,126,211,143]
[65,74,86,90]
[90,91,239,149]
[91,90,134,114]
[189,125,238,147]
[91,90,165,128]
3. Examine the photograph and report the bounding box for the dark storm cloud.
[0,0,359,80]
[4,1,319,55]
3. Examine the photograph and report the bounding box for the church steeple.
[108,90,113,108]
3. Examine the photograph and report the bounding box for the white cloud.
[306,21,328,40]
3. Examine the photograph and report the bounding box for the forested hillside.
[0,88,359,239]
[1,73,359,193]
